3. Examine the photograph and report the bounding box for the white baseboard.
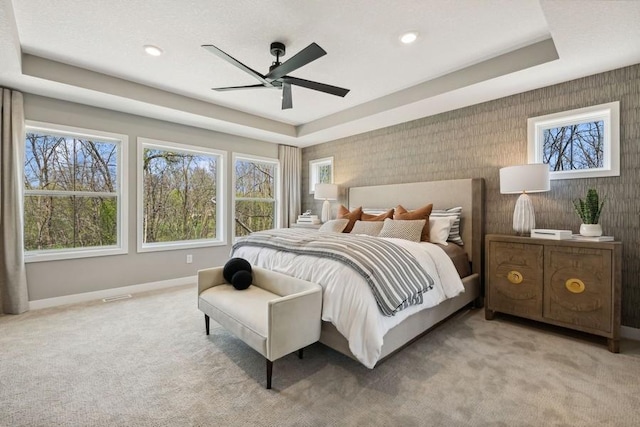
[621,325,640,342]
[29,276,196,310]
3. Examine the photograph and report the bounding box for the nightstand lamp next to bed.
[500,164,550,235]
[314,183,339,223]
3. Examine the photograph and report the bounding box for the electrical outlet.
[186,254,193,264]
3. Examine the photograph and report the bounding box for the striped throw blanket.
[232,229,434,316]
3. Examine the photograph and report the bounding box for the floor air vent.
[102,294,132,303]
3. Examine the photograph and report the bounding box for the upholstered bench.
[197,266,322,389]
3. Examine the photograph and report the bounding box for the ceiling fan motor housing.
[270,42,286,58]
[269,42,286,71]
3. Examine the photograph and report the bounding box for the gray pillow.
[350,220,384,236]
[319,219,349,233]
[377,219,426,242]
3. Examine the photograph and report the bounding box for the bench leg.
[266,359,273,389]
[204,314,210,335]
[297,348,303,359]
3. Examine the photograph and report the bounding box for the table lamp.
[314,183,339,223]
[500,164,550,235]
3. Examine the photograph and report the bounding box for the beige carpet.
[1,285,640,427]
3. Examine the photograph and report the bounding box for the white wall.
[23,94,278,300]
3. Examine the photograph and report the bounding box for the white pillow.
[431,207,463,245]
[429,216,457,245]
[319,219,349,233]
[377,219,426,242]
[350,220,384,236]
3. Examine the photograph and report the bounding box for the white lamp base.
[321,200,331,223]
[513,193,535,235]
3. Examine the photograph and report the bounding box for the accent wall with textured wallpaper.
[302,63,640,329]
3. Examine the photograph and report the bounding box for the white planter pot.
[580,223,603,237]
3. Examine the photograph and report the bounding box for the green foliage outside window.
[142,147,218,243]
[23,132,119,251]
[317,164,331,185]
[234,158,276,237]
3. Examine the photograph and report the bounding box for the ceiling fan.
[202,41,350,110]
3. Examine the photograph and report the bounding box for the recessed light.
[400,32,419,44]
[144,45,163,56]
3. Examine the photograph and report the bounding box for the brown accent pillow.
[394,204,434,241]
[337,206,363,233]
[361,209,394,221]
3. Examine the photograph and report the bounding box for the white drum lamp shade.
[500,164,550,235]
[314,183,339,223]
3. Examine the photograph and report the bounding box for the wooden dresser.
[485,234,622,352]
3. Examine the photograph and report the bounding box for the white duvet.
[233,237,464,368]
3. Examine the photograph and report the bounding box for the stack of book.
[571,234,614,242]
[297,214,320,225]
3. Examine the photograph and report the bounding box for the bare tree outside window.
[142,147,218,243]
[24,131,121,252]
[234,157,278,237]
[528,102,619,180]
[542,121,604,171]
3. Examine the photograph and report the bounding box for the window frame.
[527,101,620,180]
[232,153,280,241]
[308,156,334,194]
[23,121,128,263]
[136,137,226,253]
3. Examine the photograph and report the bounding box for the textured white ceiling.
[2,0,640,146]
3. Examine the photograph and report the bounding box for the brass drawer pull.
[565,278,586,294]
[507,270,523,284]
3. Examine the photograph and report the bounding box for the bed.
[232,178,485,368]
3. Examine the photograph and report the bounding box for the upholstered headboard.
[348,178,485,277]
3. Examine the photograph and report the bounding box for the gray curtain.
[0,88,29,314]
[278,145,301,228]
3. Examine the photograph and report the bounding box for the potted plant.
[572,188,606,236]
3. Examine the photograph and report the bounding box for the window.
[528,102,620,180]
[137,138,225,252]
[309,156,333,194]
[23,122,128,262]
[233,154,279,238]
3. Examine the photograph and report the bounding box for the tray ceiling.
[1,0,639,146]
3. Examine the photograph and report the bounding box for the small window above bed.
[309,157,333,194]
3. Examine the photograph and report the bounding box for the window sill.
[137,239,227,253]
[24,247,128,263]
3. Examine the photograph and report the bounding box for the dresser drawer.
[487,241,543,319]
[544,246,613,333]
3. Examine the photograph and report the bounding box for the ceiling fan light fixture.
[400,31,419,44]
[144,45,163,56]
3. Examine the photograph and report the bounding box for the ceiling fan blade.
[212,84,270,92]
[266,42,326,81]
[202,44,271,86]
[282,82,292,110]
[282,76,350,97]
